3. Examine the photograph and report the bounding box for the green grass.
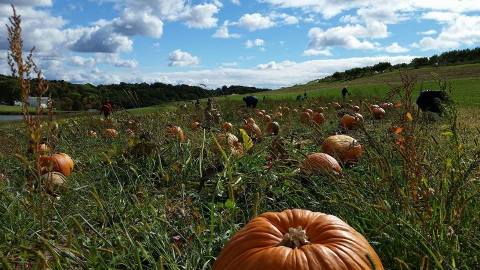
[1,94,479,269]
[0,71,479,269]
[0,105,37,114]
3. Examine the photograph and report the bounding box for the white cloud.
[212,21,241,39]
[237,13,276,31]
[112,10,164,38]
[418,14,480,50]
[231,0,240,5]
[306,26,379,52]
[303,49,332,56]
[418,30,437,36]
[385,42,409,53]
[182,3,219,29]
[168,49,200,67]
[245,39,265,48]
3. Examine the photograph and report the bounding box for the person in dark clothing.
[243,96,258,108]
[341,87,349,102]
[100,100,113,119]
[416,90,451,114]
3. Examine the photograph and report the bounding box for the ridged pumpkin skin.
[40,153,74,177]
[213,209,383,270]
[322,135,363,163]
[303,153,342,175]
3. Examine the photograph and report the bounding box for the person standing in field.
[341,87,350,102]
[100,100,113,119]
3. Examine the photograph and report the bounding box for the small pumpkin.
[222,122,233,132]
[40,153,74,177]
[341,113,363,129]
[303,153,342,175]
[41,172,67,193]
[167,126,185,142]
[372,107,386,119]
[332,102,342,110]
[266,121,280,136]
[104,128,118,138]
[312,112,325,125]
[88,130,97,138]
[216,133,243,157]
[353,105,361,112]
[300,111,311,124]
[191,121,201,130]
[263,114,272,123]
[322,135,363,163]
[244,121,262,139]
[213,209,384,270]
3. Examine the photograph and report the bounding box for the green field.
[0,65,479,269]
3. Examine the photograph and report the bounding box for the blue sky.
[1,0,479,88]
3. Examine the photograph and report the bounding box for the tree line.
[321,47,480,82]
[0,75,269,111]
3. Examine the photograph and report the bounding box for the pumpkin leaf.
[239,129,253,151]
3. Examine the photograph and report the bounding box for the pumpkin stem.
[279,227,310,248]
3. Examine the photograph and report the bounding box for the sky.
[0,0,479,89]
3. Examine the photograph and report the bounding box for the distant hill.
[314,47,480,84]
[0,74,270,111]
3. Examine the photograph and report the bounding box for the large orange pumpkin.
[40,153,74,177]
[244,120,262,139]
[303,153,342,175]
[322,135,363,163]
[213,209,383,270]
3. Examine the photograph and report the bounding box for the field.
[0,71,480,269]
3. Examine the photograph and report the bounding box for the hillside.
[260,63,480,107]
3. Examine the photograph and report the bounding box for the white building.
[27,97,50,108]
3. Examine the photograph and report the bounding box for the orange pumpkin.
[167,126,185,142]
[191,121,201,130]
[104,128,118,138]
[213,209,383,270]
[372,107,386,119]
[274,112,283,118]
[244,122,262,139]
[300,111,311,124]
[303,153,342,175]
[216,133,243,157]
[304,109,314,115]
[40,153,74,177]
[312,112,325,125]
[341,114,363,129]
[266,121,280,136]
[88,130,97,138]
[263,114,272,123]
[246,118,256,125]
[353,105,361,112]
[222,122,233,132]
[322,135,363,163]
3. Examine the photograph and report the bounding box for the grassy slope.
[254,63,480,107]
